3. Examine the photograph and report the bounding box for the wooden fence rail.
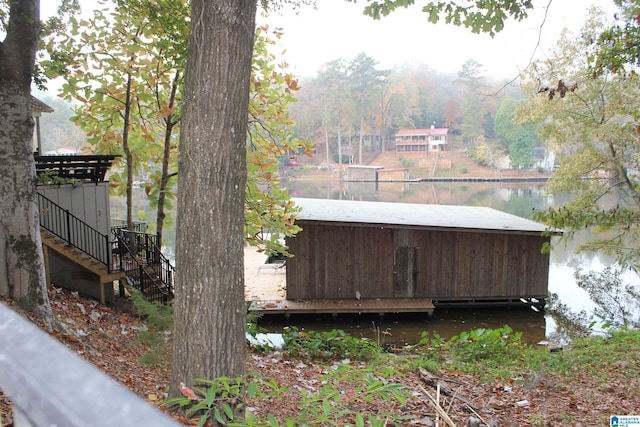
[0,303,181,427]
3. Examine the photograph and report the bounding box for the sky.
[39,0,616,83]
[260,0,615,80]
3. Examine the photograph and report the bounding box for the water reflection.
[257,307,546,346]
[286,179,550,218]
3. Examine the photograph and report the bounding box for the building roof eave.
[292,197,561,235]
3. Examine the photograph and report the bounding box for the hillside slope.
[292,149,550,180]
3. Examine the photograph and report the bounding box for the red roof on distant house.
[395,128,448,137]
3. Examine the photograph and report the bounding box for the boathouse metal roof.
[292,198,556,235]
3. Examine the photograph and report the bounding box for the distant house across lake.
[394,126,448,154]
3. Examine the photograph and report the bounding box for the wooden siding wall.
[405,229,550,300]
[286,224,395,299]
[286,222,550,300]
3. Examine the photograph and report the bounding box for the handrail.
[37,193,112,271]
[0,302,181,427]
[111,217,148,234]
[37,192,174,303]
[114,229,174,304]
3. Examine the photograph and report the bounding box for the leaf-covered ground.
[2,288,639,426]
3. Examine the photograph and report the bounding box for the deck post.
[99,281,105,305]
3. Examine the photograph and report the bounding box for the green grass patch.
[402,326,640,383]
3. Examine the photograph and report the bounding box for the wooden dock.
[245,246,435,317]
[248,297,435,317]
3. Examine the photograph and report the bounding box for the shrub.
[446,326,524,362]
[128,287,173,366]
[282,327,382,360]
[399,157,416,168]
[332,153,351,163]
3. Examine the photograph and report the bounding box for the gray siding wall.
[38,182,111,236]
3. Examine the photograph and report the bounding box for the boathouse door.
[394,246,418,297]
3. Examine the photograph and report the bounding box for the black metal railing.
[114,229,174,304]
[37,193,111,271]
[38,193,174,303]
[111,218,148,234]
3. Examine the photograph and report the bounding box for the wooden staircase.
[38,192,174,305]
[114,229,175,304]
[40,231,124,304]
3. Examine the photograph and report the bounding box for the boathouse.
[345,166,411,184]
[346,165,383,181]
[284,198,558,306]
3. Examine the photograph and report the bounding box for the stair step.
[42,226,174,304]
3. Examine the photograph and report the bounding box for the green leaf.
[247,381,259,397]
[204,383,217,406]
[222,402,234,420]
[214,407,225,425]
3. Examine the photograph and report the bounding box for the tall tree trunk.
[170,0,256,407]
[338,127,342,175]
[324,129,329,166]
[156,70,181,248]
[123,71,134,232]
[0,0,54,323]
[359,116,364,164]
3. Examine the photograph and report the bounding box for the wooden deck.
[245,246,434,317]
[248,297,435,317]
